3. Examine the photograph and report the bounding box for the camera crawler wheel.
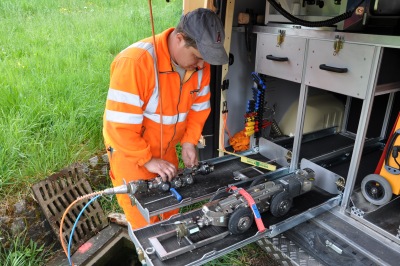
[270,191,292,217]
[228,207,254,234]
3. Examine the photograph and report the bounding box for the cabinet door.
[256,34,306,83]
[305,39,376,99]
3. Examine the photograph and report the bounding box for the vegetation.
[0,0,180,263]
[0,232,50,266]
[0,0,182,199]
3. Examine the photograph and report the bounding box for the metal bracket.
[350,206,365,217]
[276,30,285,47]
[333,35,344,56]
[148,228,229,261]
[326,239,343,254]
[221,79,229,91]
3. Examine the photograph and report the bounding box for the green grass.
[0,231,50,266]
[0,0,182,198]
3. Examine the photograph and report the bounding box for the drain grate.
[31,163,108,253]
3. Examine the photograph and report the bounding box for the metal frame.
[133,149,287,222]
[339,46,383,212]
[148,230,230,261]
[129,164,342,266]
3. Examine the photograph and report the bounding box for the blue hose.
[67,194,101,266]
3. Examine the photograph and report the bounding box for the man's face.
[174,34,205,71]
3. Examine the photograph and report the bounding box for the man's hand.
[181,142,198,168]
[144,158,177,182]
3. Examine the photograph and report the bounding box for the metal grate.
[31,163,108,253]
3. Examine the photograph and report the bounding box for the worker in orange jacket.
[103,8,228,229]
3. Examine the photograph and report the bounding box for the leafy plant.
[0,232,49,266]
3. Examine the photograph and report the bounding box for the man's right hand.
[144,158,177,182]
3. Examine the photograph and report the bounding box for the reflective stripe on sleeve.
[105,109,143,124]
[131,41,159,114]
[191,101,210,112]
[107,88,143,107]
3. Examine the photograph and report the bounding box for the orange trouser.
[110,173,180,229]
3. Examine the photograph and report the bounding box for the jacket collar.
[155,28,174,72]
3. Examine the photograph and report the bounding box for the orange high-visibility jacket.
[103,28,211,182]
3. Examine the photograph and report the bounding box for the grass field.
[0,0,182,199]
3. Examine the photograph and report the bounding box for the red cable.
[229,186,266,232]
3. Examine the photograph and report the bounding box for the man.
[103,8,228,229]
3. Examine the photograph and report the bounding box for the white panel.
[300,158,342,195]
[255,34,306,83]
[305,39,376,99]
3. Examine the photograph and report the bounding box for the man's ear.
[176,33,185,46]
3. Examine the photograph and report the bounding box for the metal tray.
[133,140,292,222]
[129,166,341,266]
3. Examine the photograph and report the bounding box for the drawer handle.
[266,55,288,62]
[319,64,348,73]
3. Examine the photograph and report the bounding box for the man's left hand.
[181,142,198,168]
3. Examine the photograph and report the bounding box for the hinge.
[221,79,229,91]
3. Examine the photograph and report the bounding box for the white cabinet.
[254,26,400,257]
[305,39,376,99]
[255,33,306,83]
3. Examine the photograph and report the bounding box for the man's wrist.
[181,142,195,149]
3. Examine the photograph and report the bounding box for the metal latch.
[276,30,285,47]
[333,35,344,56]
[221,79,229,91]
[136,247,147,264]
[198,134,212,149]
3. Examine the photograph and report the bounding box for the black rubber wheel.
[228,207,254,234]
[361,174,393,205]
[270,191,292,217]
[209,190,230,202]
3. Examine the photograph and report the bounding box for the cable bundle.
[244,72,267,138]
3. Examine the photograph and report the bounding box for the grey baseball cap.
[181,8,229,65]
